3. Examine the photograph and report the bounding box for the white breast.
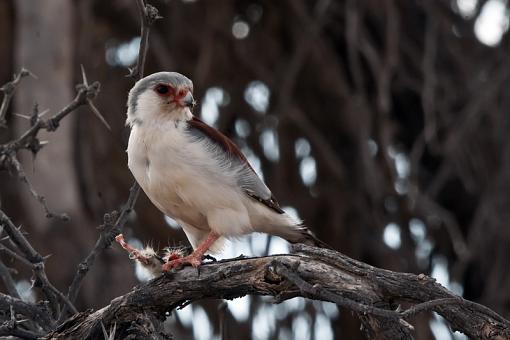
[126,119,252,237]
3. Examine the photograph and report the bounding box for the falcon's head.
[126,72,195,126]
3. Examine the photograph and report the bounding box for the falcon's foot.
[162,232,220,271]
[162,252,203,271]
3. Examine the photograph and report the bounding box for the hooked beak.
[182,92,195,109]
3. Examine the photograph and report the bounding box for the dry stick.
[272,260,402,320]
[0,75,102,220]
[59,183,140,323]
[0,209,78,319]
[0,243,34,267]
[0,304,43,340]
[8,155,67,220]
[294,243,510,329]
[0,68,36,127]
[129,0,161,80]
[0,324,43,340]
[4,80,100,154]
[60,0,159,322]
[0,292,52,328]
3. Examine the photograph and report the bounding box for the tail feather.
[292,226,333,249]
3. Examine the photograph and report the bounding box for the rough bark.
[47,244,510,340]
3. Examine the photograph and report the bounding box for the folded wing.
[186,116,284,214]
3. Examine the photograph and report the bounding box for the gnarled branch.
[47,244,510,340]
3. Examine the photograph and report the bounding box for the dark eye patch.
[156,85,169,94]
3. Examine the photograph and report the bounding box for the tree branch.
[0,68,36,127]
[47,244,510,340]
[61,0,157,320]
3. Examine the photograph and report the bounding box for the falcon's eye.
[155,84,170,95]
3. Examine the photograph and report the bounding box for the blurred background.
[1,0,509,339]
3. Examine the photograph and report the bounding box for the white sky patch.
[383,223,402,250]
[295,138,311,158]
[16,280,35,303]
[192,306,213,340]
[395,152,410,178]
[235,119,251,138]
[314,314,334,340]
[228,295,251,322]
[474,0,510,46]
[268,236,290,254]
[409,218,426,243]
[232,20,250,39]
[201,87,227,127]
[300,156,317,186]
[367,139,378,157]
[416,239,434,264]
[252,304,277,340]
[430,313,453,340]
[244,81,270,113]
[260,128,280,161]
[456,0,478,18]
[387,145,397,158]
[450,281,465,296]
[281,297,305,313]
[431,256,450,288]
[250,233,269,256]
[164,215,180,230]
[394,178,409,195]
[175,304,193,327]
[105,37,140,67]
[321,302,339,319]
[292,314,311,340]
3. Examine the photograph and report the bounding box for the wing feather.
[186,116,284,214]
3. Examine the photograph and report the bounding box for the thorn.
[126,67,137,78]
[39,140,49,146]
[43,254,52,260]
[21,68,38,80]
[81,64,88,87]
[38,109,49,118]
[14,113,31,120]
[87,99,111,131]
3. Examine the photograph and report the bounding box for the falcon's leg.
[162,231,219,271]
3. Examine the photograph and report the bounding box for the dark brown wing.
[187,116,284,214]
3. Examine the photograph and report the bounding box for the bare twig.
[0,209,77,318]
[0,292,52,331]
[61,0,157,319]
[0,68,36,127]
[129,0,161,80]
[0,70,103,219]
[8,155,68,220]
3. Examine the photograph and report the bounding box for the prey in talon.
[119,71,328,274]
[115,234,164,276]
[115,234,191,275]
